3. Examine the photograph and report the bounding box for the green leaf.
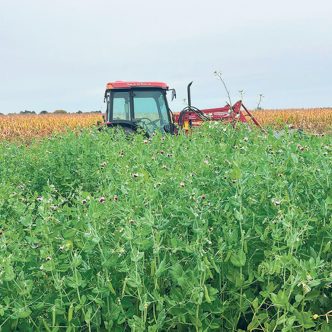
[156,309,166,327]
[171,263,184,280]
[230,167,241,180]
[42,260,55,272]
[155,258,167,278]
[84,307,92,324]
[66,272,84,288]
[12,306,32,319]
[234,210,243,221]
[126,277,140,288]
[271,290,289,308]
[230,250,246,267]
[252,297,259,311]
[321,321,332,332]
[295,294,303,303]
[128,315,145,332]
[294,310,315,328]
[3,265,15,281]
[290,153,298,164]
[326,195,332,209]
[131,250,144,262]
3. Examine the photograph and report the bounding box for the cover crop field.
[0,125,331,331]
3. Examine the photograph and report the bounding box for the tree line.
[0,110,102,116]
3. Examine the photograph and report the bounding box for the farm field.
[0,107,332,141]
[0,113,102,141]
[253,108,332,134]
[0,125,331,331]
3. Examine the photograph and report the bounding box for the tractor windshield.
[133,90,170,134]
[107,89,172,134]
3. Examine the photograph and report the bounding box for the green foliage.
[53,110,67,114]
[0,125,331,331]
[20,110,36,115]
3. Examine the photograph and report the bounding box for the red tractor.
[102,81,262,135]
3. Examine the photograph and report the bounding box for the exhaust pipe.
[187,81,193,109]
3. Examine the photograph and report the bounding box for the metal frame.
[173,82,263,131]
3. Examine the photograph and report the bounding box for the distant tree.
[76,110,83,114]
[20,110,36,114]
[53,110,67,114]
[40,110,48,115]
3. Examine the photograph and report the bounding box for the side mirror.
[170,89,176,101]
[104,91,110,103]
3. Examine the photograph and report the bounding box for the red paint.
[106,81,169,90]
[173,100,256,126]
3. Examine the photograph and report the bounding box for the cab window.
[112,91,131,121]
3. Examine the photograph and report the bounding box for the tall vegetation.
[0,125,331,331]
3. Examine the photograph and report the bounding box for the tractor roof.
[106,81,169,90]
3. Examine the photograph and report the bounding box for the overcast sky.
[0,0,331,114]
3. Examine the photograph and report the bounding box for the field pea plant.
[0,125,331,331]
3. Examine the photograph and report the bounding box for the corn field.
[0,108,332,141]
[0,113,102,141]
[253,108,332,133]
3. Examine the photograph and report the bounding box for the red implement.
[173,100,263,130]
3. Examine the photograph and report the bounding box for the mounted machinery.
[102,81,262,135]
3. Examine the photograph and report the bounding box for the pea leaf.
[230,250,246,267]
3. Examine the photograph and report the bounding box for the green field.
[0,125,331,331]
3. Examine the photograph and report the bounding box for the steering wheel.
[136,118,160,131]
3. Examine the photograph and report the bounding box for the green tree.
[20,110,36,114]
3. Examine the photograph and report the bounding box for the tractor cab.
[104,81,176,135]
